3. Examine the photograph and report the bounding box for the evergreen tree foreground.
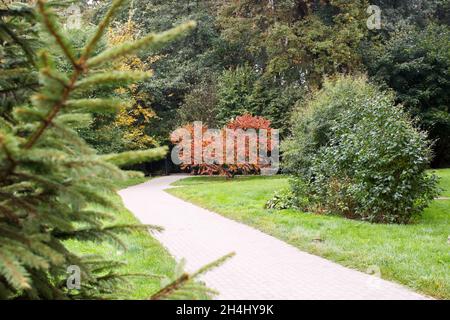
[0,0,232,299]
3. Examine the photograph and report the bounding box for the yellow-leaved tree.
[107,8,162,150]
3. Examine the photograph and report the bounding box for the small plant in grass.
[281,75,438,223]
[265,188,299,210]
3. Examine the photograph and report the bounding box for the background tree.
[216,0,368,85]
[211,0,369,134]
[176,76,219,127]
[80,9,161,154]
[215,66,259,125]
[368,0,449,33]
[365,24,450,168]
[120,0,225,143]
[0,0,39,119]
[215,65,305,135]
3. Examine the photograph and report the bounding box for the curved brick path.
[119,175,428,300]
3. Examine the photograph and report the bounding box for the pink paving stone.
[119,175,430,300]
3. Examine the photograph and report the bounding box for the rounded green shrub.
[282,76,438,223]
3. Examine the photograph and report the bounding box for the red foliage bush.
[171,114,275,177]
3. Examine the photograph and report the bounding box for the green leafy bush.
[282,76,438,223]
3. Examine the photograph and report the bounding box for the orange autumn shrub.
[171,114,276,177]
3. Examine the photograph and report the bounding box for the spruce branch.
[87,21,197,68]
[149,274,189,301]
[75,71,153,91]
[0,138,15,167]
[0,0,10,10]
[53,224,163,241]
[0,204,20,225]
[66,98,129,114]
[191,252,235,279]
[12,171,65,190]
[0,20,36,66]
[41,68,70,88]
[24,71,80,149]
[82,0,127,60]
[36,0,78,70]
[0,190,38,218]
[0,251,31,290]
[0,0,203,299]
[101,146,168,167]
[0,135,17,180]
[149,252,235,300]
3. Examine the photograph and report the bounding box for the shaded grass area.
[113,176,150,190]
[168,170,450,299]
[437,169,450,197]
[65,177,206,300]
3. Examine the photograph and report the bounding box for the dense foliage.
[81,0,449,167]
[282,76,438,223]
[208,0,369,134]
[215,66,304,135]
[365,24,450,168]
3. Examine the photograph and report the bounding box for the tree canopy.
[80,0,450,166]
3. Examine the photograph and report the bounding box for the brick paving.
[119,175,428,300]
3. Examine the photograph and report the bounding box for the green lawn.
[65,177,206,300]
[112,176,150,190]
[168,169,450,299]
[438,169,450,197]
